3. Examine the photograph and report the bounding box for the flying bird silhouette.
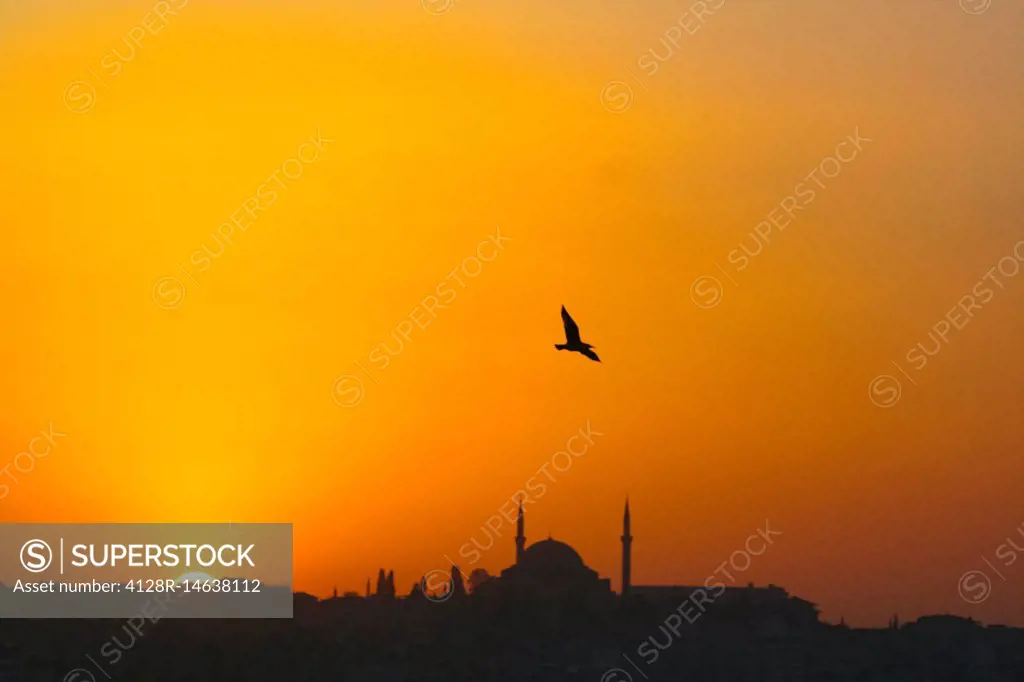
[555,306,600,362]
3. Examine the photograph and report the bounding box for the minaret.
[621,497,632,596]
[515,497,526,564]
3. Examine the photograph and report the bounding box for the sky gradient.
[2,0,1023,626]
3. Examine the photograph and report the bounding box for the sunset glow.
[2,0,1023,628]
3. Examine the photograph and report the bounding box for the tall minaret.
[621,497,632,596]
[515,497,526,564]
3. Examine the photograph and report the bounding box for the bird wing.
[561,306,581,344]
[581,348,601,363]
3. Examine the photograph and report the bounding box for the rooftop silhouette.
[3,497,1021,681]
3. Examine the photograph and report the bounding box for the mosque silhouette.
[318,498,820,634]
[3,499,1021,681]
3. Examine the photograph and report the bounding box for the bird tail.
[554,344,567,350]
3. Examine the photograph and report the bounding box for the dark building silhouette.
[496,498,613,605]
[3,496,1022,681]
[499,537,612,595]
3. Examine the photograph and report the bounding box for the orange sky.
[1,0,1023,627]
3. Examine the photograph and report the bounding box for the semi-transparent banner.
[0,523,292,618]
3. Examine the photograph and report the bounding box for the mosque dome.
[520,539,586,572]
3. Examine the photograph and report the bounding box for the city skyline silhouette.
[2,0,1023,678]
